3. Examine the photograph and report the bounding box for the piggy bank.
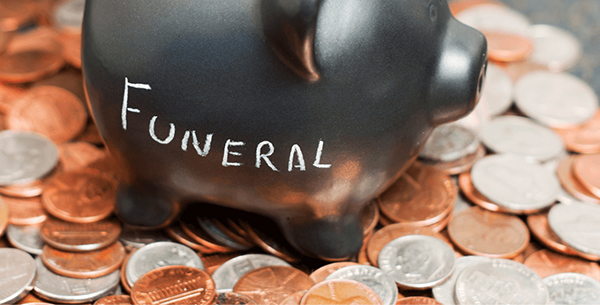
[82,0,487,260]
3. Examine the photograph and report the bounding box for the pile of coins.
[2,0,600,304]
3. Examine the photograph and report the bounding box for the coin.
[455,258,547,305]
[455,5,530,35]
[6,224,44,255]
[0,0,36,31]
[419,124,480,162]
[0,83,23,114]
[40,217,122,252]
[0,248,37,304]
[279,290,306,305]
[119,224,172,251]
[42,242,125,279]
[556,156,600,203]
[484,31,533,62]
[126,241,204,288]
[448,0,504,16]
[543,273,600,305]
[572,154,600,198]
[396,297,442,305]
[378,235,455,290]
[94,295,133,305]
[310,262,359,283]
[498,60,548,82]
[201,252,245,276]
[514,71,598,128]
[212,253,291,292]
[58,142,106,172]
[549,202,600,257]
[458,172,520,214]
[0,165,60,198]
[432,255,491,305]
[326,265,398,305]
[4,195,47,225]
[0,196,7,235]
[60,32,82,69]
[0,130,59,186]
[361,200,379,237]
[554,111,600,154]
[131,266,216,305]
[527,24,581,72]
[197,216,253,251]
[470,154,559,212]
[164,222,216,253]
[479,63,513,116]
[448,206,529,258]
[233,266,314,305]
[300,279,383,305]
[241,219,301,263]
[524,249,600,281]
[421,144,486,176]
[120,249,135,294]
[53,0,84,32]
[181,216,237,253]
[0,47,64,84]
[213,292,258,305]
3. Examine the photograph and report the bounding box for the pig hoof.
[114,183,176,228]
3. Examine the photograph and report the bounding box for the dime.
[4,195,47,225]
[0,248,37,304]
[432,256,491,305]
[524,249,600,281]
[458,172,519,214]
[126,241,204,288]
[478,116,565,162]
[213,292,258,305]
[41,242,125,279]
[419,124,480,162]
[470,154,559,212]
[484,31,533,62]
[378,235,455,290]
[233,266,314,305]
[94,295,133,305]
[573,154,600,198]
[480,63,513,116]
[6,224,44,255]
[549,202,600,257]
[554,111,600,154]
[58,142,106,172]
[300,279,383,305]
[310,262,359,283]
[455,258,547,305]
[131,266,216,305]
[556,156,600,204]
[527,24,581,72]
[514,71,598,128]
[396,297,443,305]
[0,130,59,186]
[40,217,122,252]
[543,273,600,305]
[455,5,530,35]
[326,265,398,305]
[212,253,291,292]
[119,224,171,251]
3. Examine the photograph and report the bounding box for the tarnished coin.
[0,248,37,304]
[471,154,559,212]
[479,116,565,162]
[119,224,171,251]
[544,273,600,305]
[212,253,291,293]
[53,0,85,32]
[310,262,359,283]
[126,241,204,288]
[378,235,455,290]
[94,295,133,305]
[6,224,44,255]
[432,256,491,305]
[573,154,600,198]
[524,249,600,281]
[549,202,600,257]
[480,63,513,116]
[420,124,480,162]
[527,24,581,72]
[131,266,216,305]
[34,256,120,304]
[0,130,59,186]
[515,71,598,128]
[300,279,383,305]
[455,258,547,305]
[554,111,600,154]
[42,242,126,279]
[233,266,315,305]
[213,292,258,305]
[326,265,398,305]
[4,195,47,225]
[40,217,122,252]
[455,5,530,35]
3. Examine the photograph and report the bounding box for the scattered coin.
[484,31,533,62]
[241,218,301,263]
[326,265,398,305]
[448,0,504,16]
[197,216,253,251]
[361,199,379,237]
[300,279,383,305]
[396,297,443,305]
[527,24,581,72]
[310,261,359,283]
[6,224,44,255]
[58,141,106,172]
[40,217,122,252]
[0,130,59,186]
[53,0,85,32]
[120,249,135,294]
[42,242,125,279]
[233,266,315,305]
[420,123,480,162]
[556,156,600,203]
[572,154,600,198]
[0,46,64,84]
[0,165,60,198]
[524,249,600,281]
[549,202,600,257]
[421,144,486,175]
[432,255,490,305]
[201,251,245,276]
[94,295,133,305]
[0,1,37,31]
[543,273,600,305]
[213,292,257,305]
[119,224,172,251]
[164,222,216,253]
[458,172,519,214]
[4,195,47,225]
[480,63,513,116]
[554,111,600,154]
[131,266,216,305]
[212,253,291,293]
[0,248,37,304]
[279,290,307,305]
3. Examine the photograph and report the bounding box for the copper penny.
[181,218,236,253]
[120,249,136,294]
[0,167,56,198]
[7,86,87,143]
[554,111,600,154]
[0,0,37,31]
[131,266,216,305]
[378,209,452,233]
[556,156,600,203]
[87,155,124,181]
[395,297,442,305]
[448,0,504,16]
[361,200,379,237]
[41,242,125,278]
[421,144,486,175]
[164,223,215,253]
[300,279,383,305]
[42,169,117,223]
[233,266,314,305]
[241,221,300,263]
[3,195,47,225]
[59,32,81,69]
[524,249,600,281]
[0,83,23,114]
[0,197,7,236]
[200,252,244,276]
[0,45,64,83]
[40,217,122,252]
[378,163,456,226]
[484,31,533,62]
[280,290,306,305]
[310,262,360,283]
[213,292,258,305]
[572,154,600,198]
[58,142,106,172]
[447,206,530,258]
[15,292,47,304]
[94,295,133,305]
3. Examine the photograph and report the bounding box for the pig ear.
[261,0,322,82]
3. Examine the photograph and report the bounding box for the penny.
[0,165,60,198]
[479,116,565,162]
[396,297,442,305]
[455,5,530,35]
[455,258,547,305]
[120,249,135,294]
[132,265,216,305]
[241,219,300,263]
[480,63,513,116]
[16,292,47,304]
[94,295,133,305]
[484,31,533,62]
[554,111,600,154]
[527,24,581,73]
[556,156,600,203]
[515,71,598,128]
[119,224,172,251]
[470,154,559,212]
[524,249,600,281]
[201,252,245,276]
[197,216,253,251]
[212,253,291,293]
[4,195,47,225]
[279,290,306,305]
[6,224,44,255]
[448,206,530,258]
[8,86,87,144]
[0,248,37,304]
[549,202,600,257]
[0,130,59,186]
[126,241,204,288]
[40,217,122,252]
[421,144,486,175]
[164,222,215,253]
[0,0,36,31]
[378,235,455,290]
[361,200,379,237]
[0,196,7,235]
[42,242,125,279]
[432,255,491,305]
[358,234,372,265]
[300,279,383,305]
[0,48,64,84]
[60,31,82,69]
[310,262,359,283]
[233,266,314,305]
[181,215,237,253]
[211,217,255,248]
[573,154,600,198]
[213,292,258,305]
[34,256,120,304]
[378,163,456,226]
[326,265,398,305]
[420,123,480,162]
[543,273,600,305]
[0,83,23,114]
[58,142,106,172]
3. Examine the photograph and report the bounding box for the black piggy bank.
[82,0,487,260]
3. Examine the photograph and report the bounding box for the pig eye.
[429,3,438,22]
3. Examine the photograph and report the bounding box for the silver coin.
[432,256,491,305]
[544,272,600,305]
[471,154,559,212]
[197,217,252,251]
[33,256,119,304]
[0,248,37,304]
[212,253,291,293]
[515,71,598,128]
[6,224,45,255]
[548,202,600,257]
[119,224,171,251]
[455,258,547,305]
[125,241,204,287]
[53,0,85,30]
[527,24,581,73]
[420,123,480,162]
[326,265,398,305]
[378,235,455,290]
[0,130,59,186]
[481,64,513,116]
[455,5,530,35]
[455,97,493,132]
[479,116,565,162]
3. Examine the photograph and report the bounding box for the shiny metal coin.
[548,202,600,257]
[527,24,581,73]
[53,0,85,31]
[455,5,530,35]
[378,235,455,290]
[544,273,600,305]
[212,253,291,293]
[471,154,559,213]
[515,71,598,128]
[432,256,491,305]
[420,123,480,162]
[455,258,547,305]
[197,216,253,251]
[0,248,37,304]
[0,130,59,186]
[119,224,171,251]
[6,224,44,255]
[480,64,513,116]
[326,265,398,305]
[479,116,565,162]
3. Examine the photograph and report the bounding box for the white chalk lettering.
[181,131,213,157]
[222,139,245,167]
[288,144,306,171]
[122,77,151,130]
[182,131,190,151]
[256,141,279,171]
[313,140,331,168]
[149,116,175,144]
